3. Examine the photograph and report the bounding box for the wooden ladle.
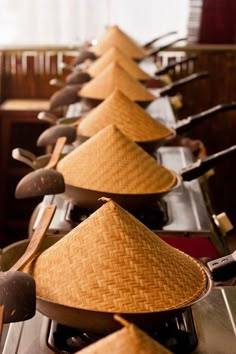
[37,125,77,147]
[12,148,52,170]
[0,205,56,339]
[15,137,66,199]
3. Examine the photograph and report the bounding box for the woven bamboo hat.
[77,89,172,142]
[27,199,207,313]
[77,315,172,354]
[79,62,155,102]
[91,25,147,59]
[87,46,151,81]
[57,124,176,194]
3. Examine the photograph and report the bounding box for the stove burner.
[47,321,103,352]
[151,307,198,353]
[46,308,197,353]
[132,200,169,229]
[66,200,169,230]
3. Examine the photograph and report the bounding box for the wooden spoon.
[37,125,77,146]
[0,205,56,339]
[0,305,3,341]
[15,137,66,199]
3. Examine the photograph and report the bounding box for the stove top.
[34,147,211,234]
[41,307,197,353]
[32,146,226,257]
[3,287,236,353]
[67,198,169,230]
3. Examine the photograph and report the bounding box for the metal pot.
[77,71,209,110]
[0,235,213,334]
[3,235,236,334]
[48,71,209,111]
[76,102,236,155]
[58,144,236,210]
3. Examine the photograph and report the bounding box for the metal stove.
[32,146,226,259]
[2,82,233,352]
[3,287,236,353]
[62,96,228,258]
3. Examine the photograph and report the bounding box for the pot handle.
[155,55,197,76]
[143,31,177,48]
[207,251,236,281]
[175,102,236,134]
[181,145,236,181]
[148,37,187,56]
[158,71,209,96]
[12,148,37,169]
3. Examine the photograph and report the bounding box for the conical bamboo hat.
[57,124,176,194]
[91,25,147,59]
[88,46,151,81]
[77,89,172,142]
[79,62,155,102]
[77,316,172,354]
[28,199,207,313]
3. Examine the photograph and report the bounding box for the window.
[0,0,190,46]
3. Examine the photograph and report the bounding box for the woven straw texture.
[26,200,207,312]
[88,46,151,80]
[57,124,176,194]
[91,25,147,59]
[79,62,155,102]
[78,89,172,142]
[78,320,172,353]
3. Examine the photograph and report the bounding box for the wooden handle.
[175,102,236,134]
[0,305,4,341]
[181,145,236,181]
[143,31,177,48]
[155,55,197,75]
[46,137,67,169]
[159,71,209,96]
[10,205,56,271]
[148,37,187,56]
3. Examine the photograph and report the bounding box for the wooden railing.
[1,43,236,101]
[0,48,80,100]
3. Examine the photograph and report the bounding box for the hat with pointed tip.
[27,199,207,313]
[91,25,147,59]
[88,46,151,81]
[78,89,172,142]
[79,62,155,102]
[57,124,176,194]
